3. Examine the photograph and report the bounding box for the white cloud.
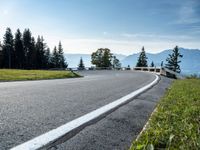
[44,35,200,55]
[121,33,194,41]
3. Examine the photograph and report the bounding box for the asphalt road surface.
[0,70,163,149]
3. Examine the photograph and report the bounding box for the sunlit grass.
[130,79,200,149]
[0,69,81,81]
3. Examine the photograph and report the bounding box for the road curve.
[0,70,155,149]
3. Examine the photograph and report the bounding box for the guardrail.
[134,67,162,73]
[67,67,129,71]
[133,67,185,79]
[67,66,184,79]
[162,67,185,79]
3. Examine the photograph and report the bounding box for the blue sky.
[0,0,200,55]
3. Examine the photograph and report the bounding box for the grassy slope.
[130,79,200,149]
[0,69,80,81]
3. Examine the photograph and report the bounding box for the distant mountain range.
[65,48,200,75]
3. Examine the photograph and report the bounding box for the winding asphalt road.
[0,71,157,149]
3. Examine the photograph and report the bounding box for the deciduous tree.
[91,48,112,68]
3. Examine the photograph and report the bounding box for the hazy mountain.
[121,48,200,75]
[65,53,126,68]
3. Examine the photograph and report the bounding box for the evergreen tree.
[150,61,155,67]
[2,28,14,68]
[44,47,51,69]
[14,29,25,68]
[23,29,32,68]
[29,37,37,69]
[112,56,121,69]
[136,47,148,67]
[51,46,59,68]
[165,46,183,73]
[78,57,85,70]
[0,41,3,68]
[35,36,41,69]
[35,36,47,69]
[161,61,164,67]
[40,36,48,69]
[58,41,67,68]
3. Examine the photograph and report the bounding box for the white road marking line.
[11,74,159,150]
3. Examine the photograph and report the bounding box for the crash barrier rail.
[133,67,185,79]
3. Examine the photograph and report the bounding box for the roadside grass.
[0,69,81,81]
[130,79,200,149]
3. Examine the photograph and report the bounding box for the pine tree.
[78,57,85,70]
[2,28,14,68]
[161,61,164,67]
[40,36,48,69]
[0,41,3,68]
[136,47,148,67]
[58,41,67,68]
[29,37,37,69]
[35,36,47,69]
[44,47,51,69]
[23,29,32,68]
[150,61,155,67]
[14,29,25,68]
[51,46,59,68]
[165,46,183,73]
[35,36,42,69]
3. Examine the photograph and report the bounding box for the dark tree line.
[0,28,67,69]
